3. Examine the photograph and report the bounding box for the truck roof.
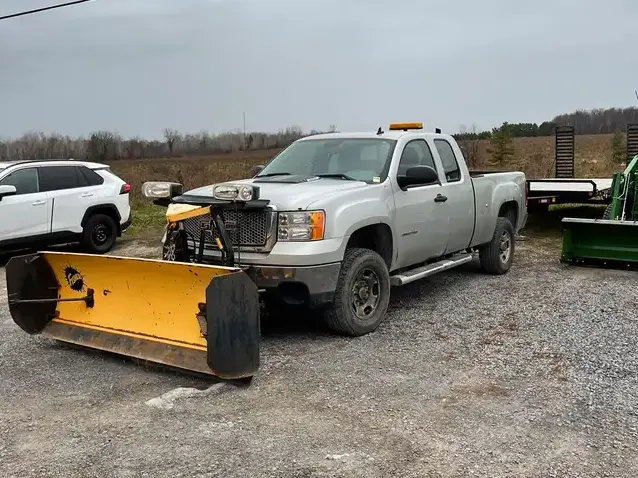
[296,130,454,142]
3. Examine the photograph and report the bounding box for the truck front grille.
[181,210,271,248]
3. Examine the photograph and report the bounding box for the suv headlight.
[278,211,325,241]
[213,183,259,202]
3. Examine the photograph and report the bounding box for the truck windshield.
[257,138,397,183]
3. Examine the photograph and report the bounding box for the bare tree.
[457,124,481,168]
[163,128,181,155]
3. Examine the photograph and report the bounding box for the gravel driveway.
[1,238,637,477]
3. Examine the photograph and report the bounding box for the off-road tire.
[322,247,391,336]
[162,229,189,262]
[479,216,515,275]
[81,213,118,254]
[602,203,613,220]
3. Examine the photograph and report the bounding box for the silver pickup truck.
[143,123,527,336]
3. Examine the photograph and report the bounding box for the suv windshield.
[257,137,397,183]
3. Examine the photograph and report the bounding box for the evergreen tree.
[486,122,515,165]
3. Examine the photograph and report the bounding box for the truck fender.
[341,217,396,269]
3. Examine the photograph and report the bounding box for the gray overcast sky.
[1,0,637,140]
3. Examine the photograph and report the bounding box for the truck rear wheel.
[323,247,391,336]
[479,216,515,274]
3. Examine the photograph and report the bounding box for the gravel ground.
[1,237,637,477]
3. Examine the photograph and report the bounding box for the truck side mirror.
[0,185,17,201]
[397,166,439,189]
[249,165,264,177]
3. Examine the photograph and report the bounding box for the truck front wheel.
[323,247,391,336]
[479,216,515,274]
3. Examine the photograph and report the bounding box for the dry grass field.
[108,133,624,237]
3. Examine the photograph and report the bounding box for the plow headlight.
[213,183,259,202]
[278,210,325,241]
[142,181,183,199]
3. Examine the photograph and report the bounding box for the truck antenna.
[376,127,384,135]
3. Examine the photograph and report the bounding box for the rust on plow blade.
[5,251,260,380]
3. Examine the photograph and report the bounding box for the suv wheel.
[82,213,118,254]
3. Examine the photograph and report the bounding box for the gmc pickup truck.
[142,123,527,336]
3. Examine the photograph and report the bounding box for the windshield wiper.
[315,173,357,181]
[256,172,292,178]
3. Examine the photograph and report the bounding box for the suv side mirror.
[249,165,264,177]
[0,185,17,201]
[397,166,439,189]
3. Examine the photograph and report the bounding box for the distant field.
[109,133,624,237]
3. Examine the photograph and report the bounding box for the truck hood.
[183,176,371,210]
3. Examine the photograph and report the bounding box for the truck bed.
[469,170,527,247]
[471,170,613,211]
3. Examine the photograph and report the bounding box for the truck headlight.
[278,211,325,241]
[213,183,259,202]
[142,181,183,199]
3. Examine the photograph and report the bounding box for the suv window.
[434,139,461,182]
[0,168,39,195]
[38,165,85,192]
[79,166,104,186]
[397,140,438,179]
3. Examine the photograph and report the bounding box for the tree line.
[454,106,638,140]
[1,106,637,163]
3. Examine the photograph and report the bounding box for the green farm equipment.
[561,153,638,267]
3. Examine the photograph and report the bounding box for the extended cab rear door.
[432,138,475,254]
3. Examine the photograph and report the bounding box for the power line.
[0,0,92,21]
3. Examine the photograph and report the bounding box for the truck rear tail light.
[120,184,131,195]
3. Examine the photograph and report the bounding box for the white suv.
[0,160,132,254]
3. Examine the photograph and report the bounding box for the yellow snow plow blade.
[6,251,260,380]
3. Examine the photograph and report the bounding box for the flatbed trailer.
[526,177,612,212]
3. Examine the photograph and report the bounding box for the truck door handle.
[32,200,46,206]
[434,194,448,203]
[81,193,94,198]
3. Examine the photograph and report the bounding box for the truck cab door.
[433,138,475,254]
[0,166,51,243]
[392,139,448,269]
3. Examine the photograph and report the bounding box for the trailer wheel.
[323,247,391,336]
[479,217,515,274]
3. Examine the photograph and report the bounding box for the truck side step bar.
[389,253,474,286]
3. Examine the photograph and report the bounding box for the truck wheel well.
[498,201,518,228]
[345,224,393,269]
